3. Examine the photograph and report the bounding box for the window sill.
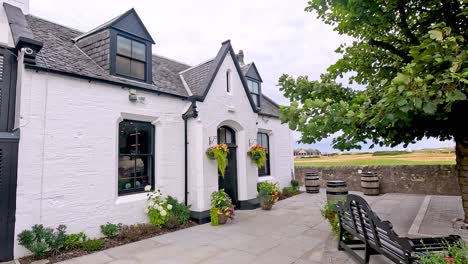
[115,192,149,205]
[258,175,275,183]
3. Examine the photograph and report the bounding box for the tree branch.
[397,0,420,45]
[441,0,461,35]
[368,39,411,63]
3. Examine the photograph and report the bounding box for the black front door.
[217,126,238,206]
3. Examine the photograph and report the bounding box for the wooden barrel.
[326,180,348,201]
[304,171,319,193]
[361,172,380,196]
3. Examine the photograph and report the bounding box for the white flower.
[144,208,149,214]
[167,204,173,210]
[144,185,152,192]
[160,210,167,216]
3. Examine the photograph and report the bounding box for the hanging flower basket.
[247,144,267,168]
[207,152,215,160]
[206,144,229,177]
[252,152,261,160]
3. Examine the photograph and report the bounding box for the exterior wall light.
[129,89,137,102]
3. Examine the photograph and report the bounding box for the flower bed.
[18,189,196,264]
[18,222,197,264]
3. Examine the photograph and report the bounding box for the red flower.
[329,213,335,220]
[445,256,453,264]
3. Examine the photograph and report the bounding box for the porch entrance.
[217,126,238,206]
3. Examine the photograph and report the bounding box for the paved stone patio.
[15,191,466,264]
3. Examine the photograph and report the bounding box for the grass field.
[294,151,455,167]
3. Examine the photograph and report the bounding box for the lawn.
[294,151,455,167]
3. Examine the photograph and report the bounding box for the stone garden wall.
[295,165,460,196]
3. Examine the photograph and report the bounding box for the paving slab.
[55,190,464,264]
[417,195,468,240]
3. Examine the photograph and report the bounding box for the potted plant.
[257,181,280,210]
[206,144,229,177]
[321,201,352,241]
[210,189,235,225]
[247,144,267,168]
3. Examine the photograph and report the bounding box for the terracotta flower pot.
[217,213,228,224]
[260,200,274,210]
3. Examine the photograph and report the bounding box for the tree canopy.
[279,0,468,150]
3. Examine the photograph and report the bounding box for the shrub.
[290,179,300,190]
[80,239,105,251]
[164,215,179,229]
[17,224,67,257]
[166,196,191,226]
[118,224,161,242]
[64,232,87,249]
[372,150,410,156]
[100,223,122,238]
[146,189,172,227]
[282,186,300,198]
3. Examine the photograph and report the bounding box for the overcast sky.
[29,0,453,152]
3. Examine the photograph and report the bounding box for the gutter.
[182,98,198,205]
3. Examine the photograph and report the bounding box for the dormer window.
[116,35,147,81]
[247,79,260,107]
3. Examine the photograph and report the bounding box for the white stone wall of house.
[187,53,294,213]
[13,69,190,258]
[256,116,295,188]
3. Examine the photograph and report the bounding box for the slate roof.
[21,14,280,117]
[74,8,155,44]
[25,15,190,98]
[73,10,130,42]
[241,64,251,75]
[180,59,213,97]
[260,95,281,117]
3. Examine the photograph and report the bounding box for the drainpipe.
[182,99,198,205]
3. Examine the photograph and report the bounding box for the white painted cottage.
[0,0,294,260]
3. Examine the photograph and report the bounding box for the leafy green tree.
[279,0,468,221]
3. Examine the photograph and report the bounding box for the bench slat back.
[338,195,413,261]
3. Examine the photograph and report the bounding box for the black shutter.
[0,47,19,262]
[0,135,19,261]
[0,48,17,132]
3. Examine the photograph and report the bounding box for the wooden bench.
[336,194,461,264]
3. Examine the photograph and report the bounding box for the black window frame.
[110,30,152,84]
[226,70,231,93]
[118,119,155,196]
[217,126,236,145]
[257,132,270,176]
[247,78,261,107]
